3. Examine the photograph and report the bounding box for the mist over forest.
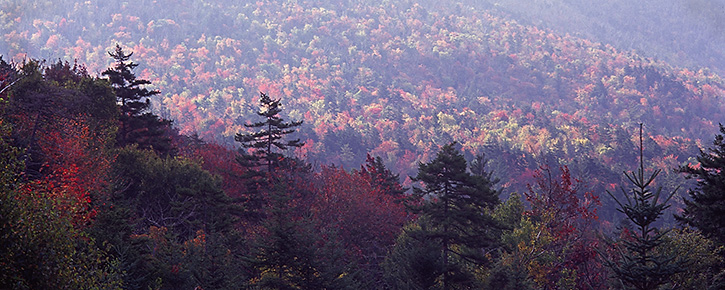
[472,0,725,73]
[2,0,725,289]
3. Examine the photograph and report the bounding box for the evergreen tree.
[604,124,684,290]
[469,152,500,187]
[678,123,725,246]
[235,92,303,173]
[92,146,243,289]
[102,45,155,116]
[408,142,501,289]
[102,44,173,154]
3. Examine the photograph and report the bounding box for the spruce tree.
[102,44,173,154]
[408,142,501,289]
[605,124,684,290]
[678,123,725,245]
[235,92,303,173]
[102,44,156,117]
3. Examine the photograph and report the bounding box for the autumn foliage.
[3,0,725,288]
[517,166,604,289]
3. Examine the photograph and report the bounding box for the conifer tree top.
[101,44,159,116]
[235,92,303,172]
[408,142,502,288]
[604,123,684,290]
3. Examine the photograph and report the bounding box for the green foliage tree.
[658,228,724,289]
[3,59,118,180]
[678,123,725,246]
[247,181,354,289]
[92,146,243,289]
[5,59,117,126]
[383,221,446,290]
[486,192,536,290]
[604,124,684,290]
[235,92,303,173]
[102,44,173,154]
[110,147,238,237]
[44,59,119,124]
[407,142,502,289]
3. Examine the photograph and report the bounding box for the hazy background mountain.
[470,0,725,75]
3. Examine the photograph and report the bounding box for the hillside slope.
[3,0,723,210]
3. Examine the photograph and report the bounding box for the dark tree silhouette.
[678,123,725,246]
[408,142,501,289]
[358,153,407,197]
[102,44,173,154]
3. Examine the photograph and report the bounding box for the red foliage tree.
[311,165,409,287]
[181,140,247,199]
[523,165,605,289]
[22,118,114,228]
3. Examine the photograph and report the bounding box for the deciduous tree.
[0,119,123,289]
[313,165,409,287]
[499,165,604,289]
[358,153,407,197]
[247,180,355,289]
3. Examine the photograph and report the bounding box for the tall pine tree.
[102,44,173,155]
[234,92,304,221]
[408,142,501,289]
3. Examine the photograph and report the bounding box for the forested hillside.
[3,0,723,186]
[3,0,725,288]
